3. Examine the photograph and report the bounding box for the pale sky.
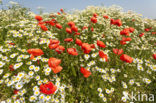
[1,0,156,19]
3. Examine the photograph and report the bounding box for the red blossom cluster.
[29,13,156,96]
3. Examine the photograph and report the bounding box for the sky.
[1,0,156,19]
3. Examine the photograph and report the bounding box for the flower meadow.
[0,2,156,103]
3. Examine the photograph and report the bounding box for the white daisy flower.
[7,80,14,87]
[0,79,4,84]
[26,61,32,65]
[102,97,107,102]
[33,86,39,91]
[34,90,40,96]
[55,99,60,103]
[38,80,43,85]
[23,55,29,59]
[29,65,35,70]
[97,88,102,92]
[129,79,135,85]
[106,89,111,94]
[43,78,48,83]
[45,95,51,101]
[45,72,50,76]
[35,75,40,81]
[28,71,34,76]
[15,83,23,89]
[99,93,104,97]
[121,96,127,102]
[0,61,5,68]
[0,69,3,75]
[91,53,98,58]
[84,54,90,60]
[39,94,45,100]
[45,67,51,73]
[10,53,18,58]
[17,72,25,78]
[3,73,10,78]
[14,62,23,69]
[122,82,128,88]
[29,96,37,102]
[34,66,40,72]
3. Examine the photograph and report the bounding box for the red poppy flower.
[113,48,123,55]
[56,23,62,29]
[91,17,97,23]
[48,57,61,68]
[49,39,60,49]
[40,82,57,95]
[120,54,133,63]
[74,32,80,35]
[97,40,106,48]
[40,25,48,31]
[50,66,63,74]
[153,54,156,60]
[103,15,109,19]
[120,40,127,45]
[67,21,75,27]
[57,12,61,15]
[27,49,44,60]
[48,21,55,26]
[80,67,91,78]
[82,26,88,30]
[37,21,45,26]
[55,45,65,54]
[129,27,135,33]
[91,27,94,31]
[139,33,144,37]
[35,15,43,21]
[122,37,132,41]
[64,38,73,42]
[90,44,95,48]
[99,50,108,61]
[60,8,64,13]
[145,29,149,32]
[145,27,152,32]
[13,89,19,94]
[67,48,78,56]
[75,38,82,46]
[114,19,122,27]
[152,32,156,35]
[120,28,130,36]
[71,26,78,32]
[49,43,59,49]
[66,28,72,34]
[110,19,115,25]
[8,43,15,45]
[9,64,14,71]
[81,43,92,54]
[51,19,57,23]
[93,13,98,18]
[50,39,60,44]
[111,19,122,26]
